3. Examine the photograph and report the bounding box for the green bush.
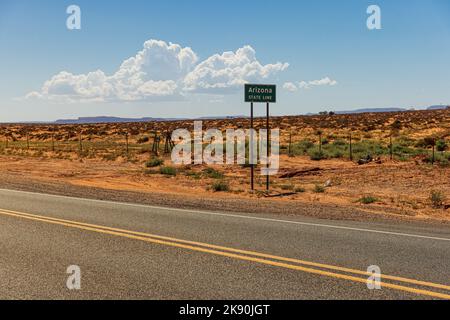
[137,136,149,144]
[313,185,325,193]
[430,190,445,209]
[309,150,327,161]
[358,196,378,204]
[212,180,230,192]
[203,167,224,179]
[295,187,306,193]
[332,139,347,146]
[185,171,202,179]
[436,140,447,152]
[146,158,164,168]
[292,140,315,155]
[160,166,177,176]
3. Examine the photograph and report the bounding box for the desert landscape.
[0,108,449,222]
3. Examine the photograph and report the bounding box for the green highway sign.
[244,84,276,103]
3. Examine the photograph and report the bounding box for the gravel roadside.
[0,171,448,227]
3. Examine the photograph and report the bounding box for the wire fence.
[0,129,448,166]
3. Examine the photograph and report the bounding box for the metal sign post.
[244,84,276,191]
[250,101,254,191]
[266,102,270,191]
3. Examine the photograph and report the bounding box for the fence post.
[152,132,159,156]
[390,135,393,160]
[317,130,323,153]
[125,132,129,156]
[349,134,353,161]
[26,132,30,150]
[288,132,292,156]
[51,131,55,152]
[432,144,435,164]
[79,132,83,155]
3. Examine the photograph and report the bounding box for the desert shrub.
[295,187,306,193]
[323,144,345,158]
[146,158,164,168]
[313,185,325,193]
[416,137,436,148]
[160,166,177,176]
[430,190,445,209]
[436,139,447,152]
[350,140,386,159]
[358,196,378,204]
[423,152,448,164]
[144,169,159,175]
[280,184,295,191]
[333,139,347,146]
[309,149,327,161]
[137,136,149,144]
[396,136,415,147]
[439,159,449,167]
[292,140,314,155]
[211,180,230,192]
[203,167,224,179]
[185,171,202,179]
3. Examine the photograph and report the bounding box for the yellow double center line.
[1,208,449,300]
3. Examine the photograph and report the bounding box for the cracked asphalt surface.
[0,188,449,300]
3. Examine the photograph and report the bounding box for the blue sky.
[0,0,449,122]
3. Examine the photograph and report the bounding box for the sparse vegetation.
[436,139,447,152]
[211,180,230,192]
[0,109,449,221]
[358,196,379,204]
[203,167,224,179]
[430,190,445,209]
[279,184,295,191]
[313,185,326,193]
[137,136,149,144]
[146,158,164,168]
[185,171,202,179]
[160,166,177,176]
[309,149,327,161]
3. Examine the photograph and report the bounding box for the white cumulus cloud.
[282,82,298,92]
[183,46,288,93]
[283,77,338,92]
[26,40,288,103]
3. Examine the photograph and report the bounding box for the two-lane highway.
[0,188,449,299]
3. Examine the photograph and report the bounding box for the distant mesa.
[38,106,450,125]
[54,115,246,124]
[427,105,450,111]
[54,116,182,124]
[313,105,449,116]
[333,108,407,114]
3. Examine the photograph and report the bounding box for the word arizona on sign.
[244,84,276,103]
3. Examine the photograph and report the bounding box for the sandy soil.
[1,109,448,223]
[0,153,448,223]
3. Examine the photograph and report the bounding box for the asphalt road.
[0,188,449,300]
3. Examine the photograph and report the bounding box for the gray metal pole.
[266,102,270,191]
[250,102,254,191]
